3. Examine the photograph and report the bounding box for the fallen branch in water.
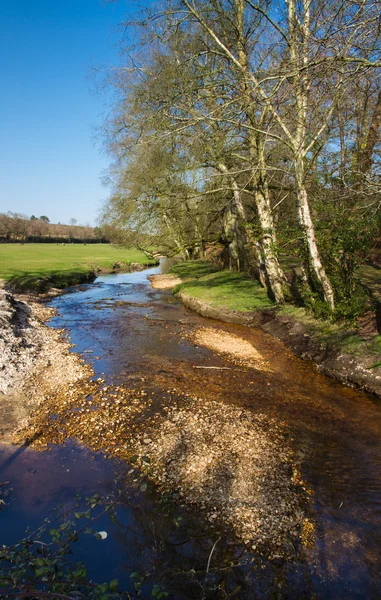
[201,537,221,600]
[193,365,234,370]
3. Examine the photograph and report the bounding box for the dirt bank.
[0,290,93,441]
[148,273,183,289]
[175,289,381,398]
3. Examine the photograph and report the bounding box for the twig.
[32,540,52,546]
[201,537,221,599]
[193,366,233,370]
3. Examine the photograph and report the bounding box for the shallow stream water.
[1,261,380,598]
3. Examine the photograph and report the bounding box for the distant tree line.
[101,0,380,320]
[0,212,108,244]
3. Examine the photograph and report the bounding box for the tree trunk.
[295,159,335,309]
[217,163,248,271]
[254,187,289,304]
[357,89,381,179]
[288,0,335,310]
[250,135,290,304]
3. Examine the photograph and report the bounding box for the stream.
[1,260,380,598]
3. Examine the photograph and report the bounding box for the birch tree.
[157,0,291,301]
[102,0,380,315]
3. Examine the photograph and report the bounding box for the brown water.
[0,261,380,598]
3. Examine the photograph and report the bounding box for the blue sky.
[0,0,147,226]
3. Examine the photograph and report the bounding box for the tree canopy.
[100,0,381,320]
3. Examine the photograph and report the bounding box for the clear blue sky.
[0,0,147,226]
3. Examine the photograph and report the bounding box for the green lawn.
[169,260,220,280]
[0,244,156,291]
[170,261,275,312]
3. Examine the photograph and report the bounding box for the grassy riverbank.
[0,244,156,291]
[170,259,379,347]
[169,260,381,394]
[171,260,275,311]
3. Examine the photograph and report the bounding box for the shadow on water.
[1,259,381,598]
[0,440,308,599]
[0,430,43,476]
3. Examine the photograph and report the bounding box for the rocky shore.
[0,289,92,441]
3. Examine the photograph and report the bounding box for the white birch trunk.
[289,0,335,310]
[254,188,288,304]
[295,161,335,308]
[250,135,289,304]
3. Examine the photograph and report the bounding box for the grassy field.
[0,244,156,291]
[170,260,275,312]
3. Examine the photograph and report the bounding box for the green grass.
[171,265,275,312]
[0,244,156,291]
[170,260,220,279]
[279,304,381,358]
[170,260,381,362]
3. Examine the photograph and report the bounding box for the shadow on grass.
[170,260,220,279]
[5,270,96,293]
[359,265,381,299]
[175,271,275,311]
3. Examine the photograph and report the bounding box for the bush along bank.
[165,261,381,398]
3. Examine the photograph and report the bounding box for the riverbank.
[0,289,93,441]
[150,262,381,398]
[0,243,156,292]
